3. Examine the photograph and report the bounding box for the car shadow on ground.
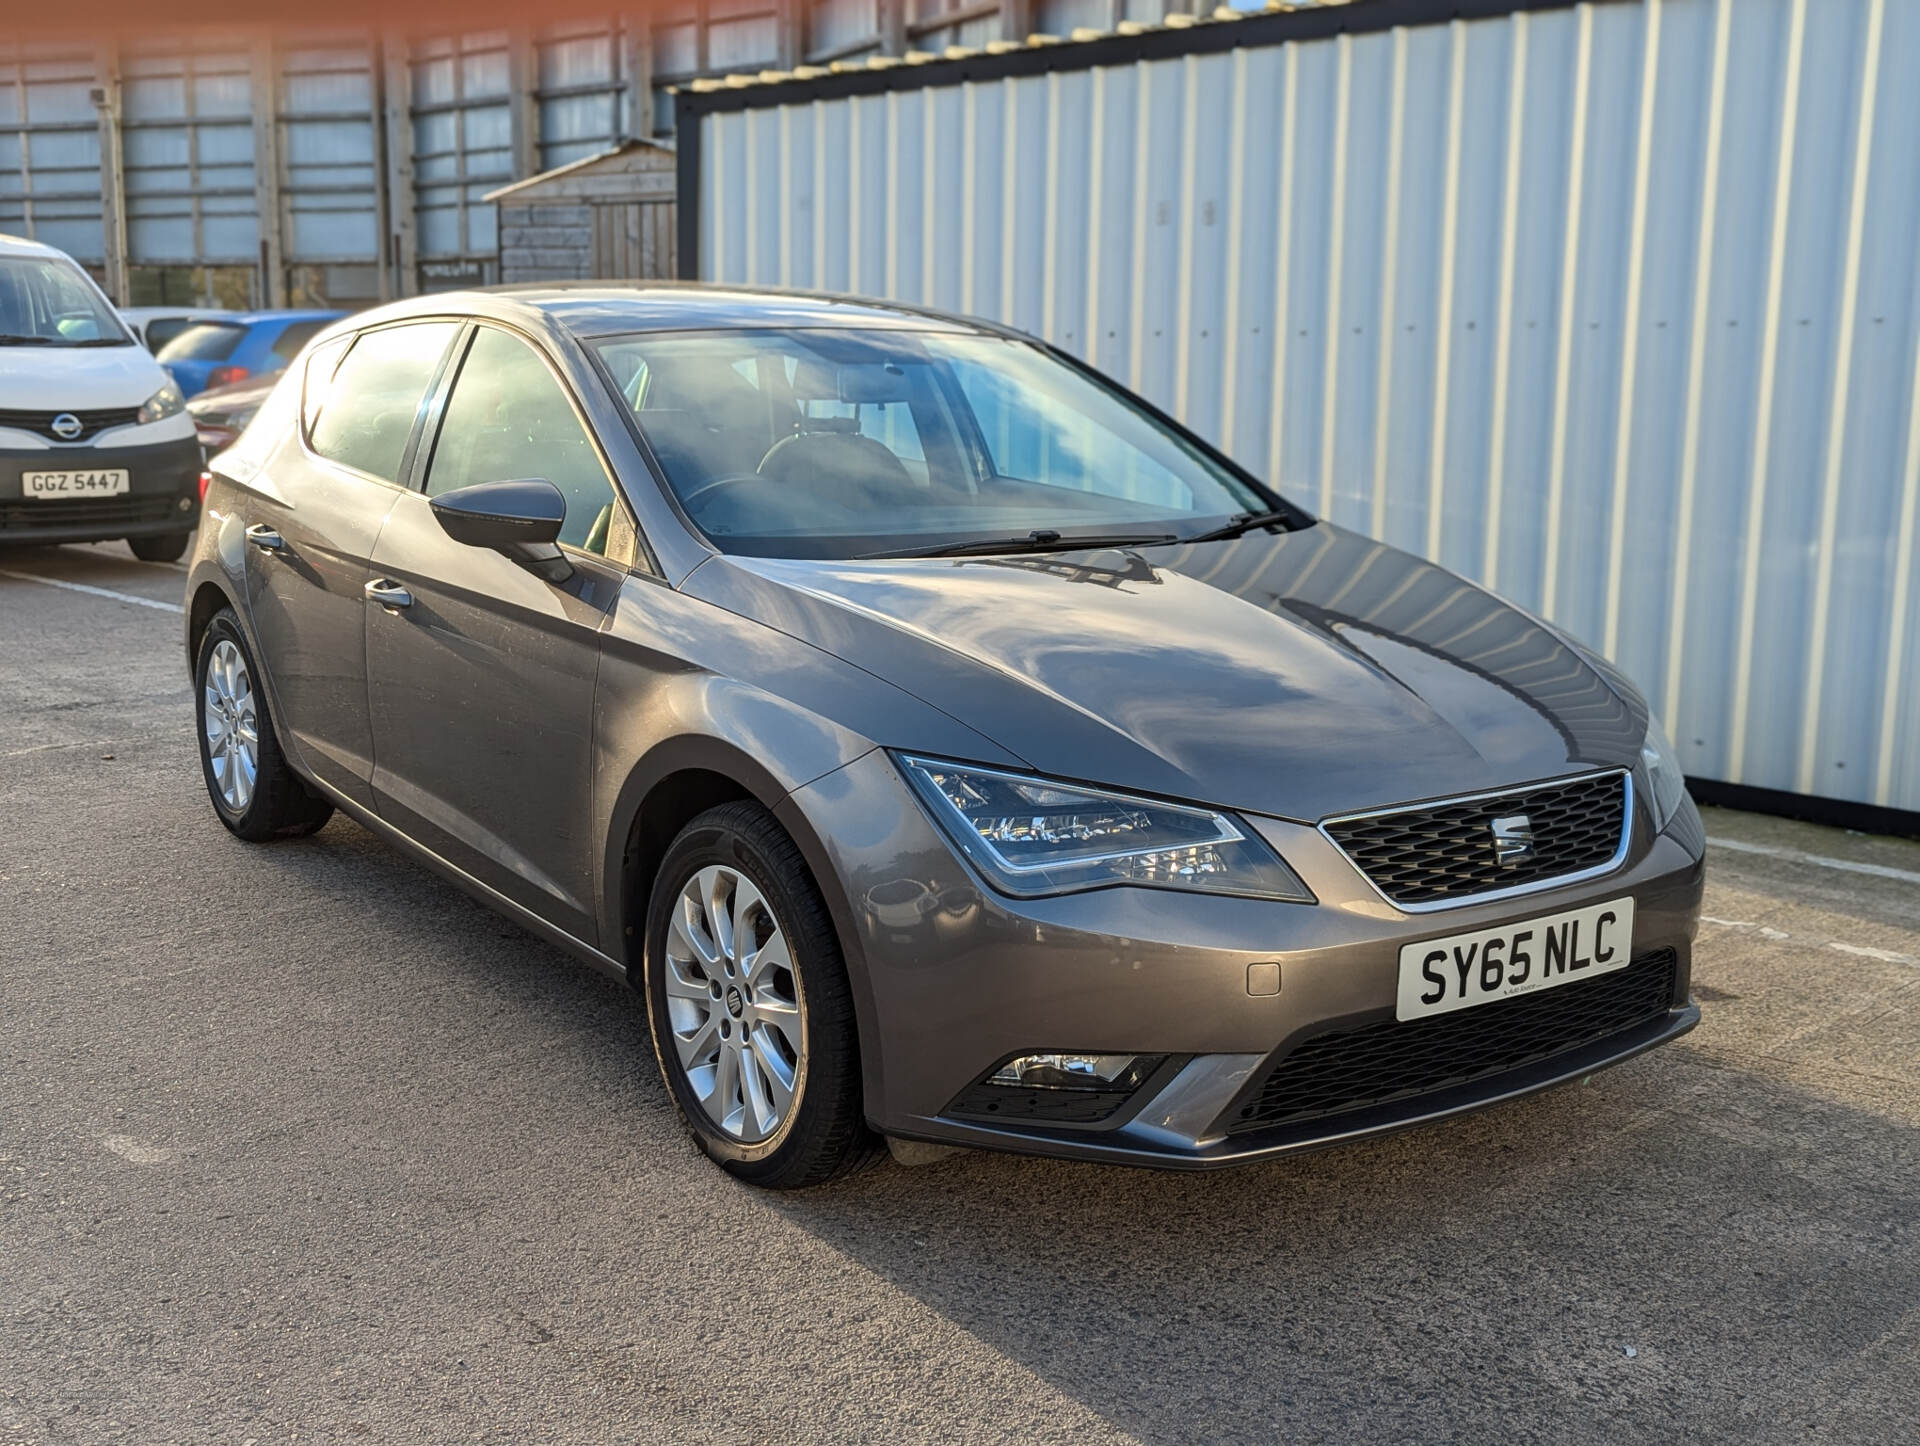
[240,811,1917,1446]
[758,1054,1916,1445]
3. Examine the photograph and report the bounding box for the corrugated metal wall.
[692,0,1920,816]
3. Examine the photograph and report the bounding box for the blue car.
[156,309,345,398]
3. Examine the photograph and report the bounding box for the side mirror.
[429,478,572,581]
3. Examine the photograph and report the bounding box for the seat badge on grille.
[1489,813,1535,867]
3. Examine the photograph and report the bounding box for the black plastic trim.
[1687,777,1920,842]
[943,1053,1186,1134]
[676,118,702,281]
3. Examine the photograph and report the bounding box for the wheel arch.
[603,736,856,969]
[186,579,235,675]
[604,736,887,1136]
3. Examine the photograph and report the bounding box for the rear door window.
[157,321,245,362]
[305,322,460,483]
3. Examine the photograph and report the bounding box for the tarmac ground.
[2,542,1916,1444]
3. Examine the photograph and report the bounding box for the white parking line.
[1826,941,1916,966]
[0,566,183,614]
[1706,834,1920,888]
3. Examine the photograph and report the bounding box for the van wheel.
[130,531,190,563]
[195,609,333,840]
[642,802,878,1189]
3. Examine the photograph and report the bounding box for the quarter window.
[305,322,459,483]
[425,327,621,555]
[302,336,350,437]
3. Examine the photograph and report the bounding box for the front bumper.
[783,750,1706,1169]
[0,436,202,544]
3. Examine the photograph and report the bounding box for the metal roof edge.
[674,0,1633,120]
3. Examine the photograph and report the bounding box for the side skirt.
[303,773,631,987]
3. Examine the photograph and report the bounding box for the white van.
[1,233,203,561]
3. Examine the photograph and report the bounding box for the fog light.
[989,1052,1148,1091]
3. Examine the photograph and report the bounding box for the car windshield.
[592,328,1271,559]
[157,321,246,362]
[0,256,131,346]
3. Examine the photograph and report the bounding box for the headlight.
[136,380,185,425]
[897,755,1313,901]
[1638,719,1690,830]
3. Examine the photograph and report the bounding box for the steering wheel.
[678,473,768,507]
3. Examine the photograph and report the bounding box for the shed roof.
[482,138,677,204]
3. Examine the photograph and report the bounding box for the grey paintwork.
[183,283,1704,1169]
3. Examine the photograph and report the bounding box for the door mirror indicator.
[428,478,572,581]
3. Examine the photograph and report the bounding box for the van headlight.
[1638,720,1690,830]
[897,755,1313,902]
[136,380,185,425]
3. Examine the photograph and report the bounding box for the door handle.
[364,578,413,611]
[245,523,285,553]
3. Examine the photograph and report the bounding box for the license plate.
[23,469,130,498]
[1396,897,1635,1022]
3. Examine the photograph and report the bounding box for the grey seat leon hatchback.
[184,285,1704,1189]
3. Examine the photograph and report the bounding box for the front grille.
[1324,771,1627,907]
[1224,949,1677,1135]
[0,407,142,443]
[0,495,180,530]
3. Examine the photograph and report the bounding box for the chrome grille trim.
[1319,770,1634,914]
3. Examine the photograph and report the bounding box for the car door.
[241,320,461,808]
[363,322,637,944]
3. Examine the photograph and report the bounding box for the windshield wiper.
[1179,508,1299,545]
[71,336,133,347]
[0,334,55,346]
[859,528,1181,560]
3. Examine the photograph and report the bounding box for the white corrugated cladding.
[691,0,1920,816]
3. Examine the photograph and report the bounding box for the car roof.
[0,232,73,260]
[219,309,349,326]
[327,283,1003,344]
[120,306,240,320]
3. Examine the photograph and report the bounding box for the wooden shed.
[486,139,677,284]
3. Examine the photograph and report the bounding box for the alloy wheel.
[663,864,805,1143]
[202,638,259,813]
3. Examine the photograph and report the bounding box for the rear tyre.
[194,608,333,841]
[129,531,190,563]
[642,802,878,1189]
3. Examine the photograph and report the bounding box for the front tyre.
[643,802,876,1189]
[129,531,191,563]
[194,608,333,841]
